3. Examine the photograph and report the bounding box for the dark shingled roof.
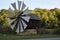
[28,14,40,20]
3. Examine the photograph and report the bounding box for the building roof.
[28,14,40,20]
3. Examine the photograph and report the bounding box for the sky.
[0,0,60,10]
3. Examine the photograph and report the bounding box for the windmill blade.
[21,2,26,11]
[16,21,19,33]
[15,19,22,33]
[11,23,16,29]
[16,19,25,32]
[18,1,22,10]
[21,17,29,25]
[20,20,24,32]
[8,19,16,24]
[19,19,27,32]
[16,19,24,32]
[11,2,17,10]
[21,20,27,30]
[22,8,30,15]
[12,19,19,32]
[21,16,30,22]
[16,18,28,32]
[8,18,16,29]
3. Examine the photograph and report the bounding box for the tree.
[0,9,10,27]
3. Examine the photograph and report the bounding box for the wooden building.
[23,14,41,34]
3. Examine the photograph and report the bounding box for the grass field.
[0,34,60,40]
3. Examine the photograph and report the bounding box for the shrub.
[54,28,60,34]
[0,27,16,34]
[39,28,55,34]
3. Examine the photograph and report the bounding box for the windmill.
[8,1,30,34]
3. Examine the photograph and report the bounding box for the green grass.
[0,34,60,40]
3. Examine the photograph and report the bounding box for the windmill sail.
[11,23,16,29]
[16,22,19,33]
[8,19,16,24]
[22,17,30,22]
[20,20,24,32]
[22,8,30,15]
[21,20,27,29]
[21,2,26,11]
[18,1,22,10]
[11,2,16,10]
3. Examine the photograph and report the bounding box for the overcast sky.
[0,0,60,10]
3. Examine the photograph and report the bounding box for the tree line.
[0,8,60,29]
[30,8,60,28]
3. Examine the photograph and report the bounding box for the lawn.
[0,34,60,40]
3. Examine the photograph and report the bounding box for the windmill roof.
[29,14,40,20]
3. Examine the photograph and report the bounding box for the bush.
[0,27,16,34]
[39,28,55,34]
[39,29,49,34]
[54,28,60,34]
